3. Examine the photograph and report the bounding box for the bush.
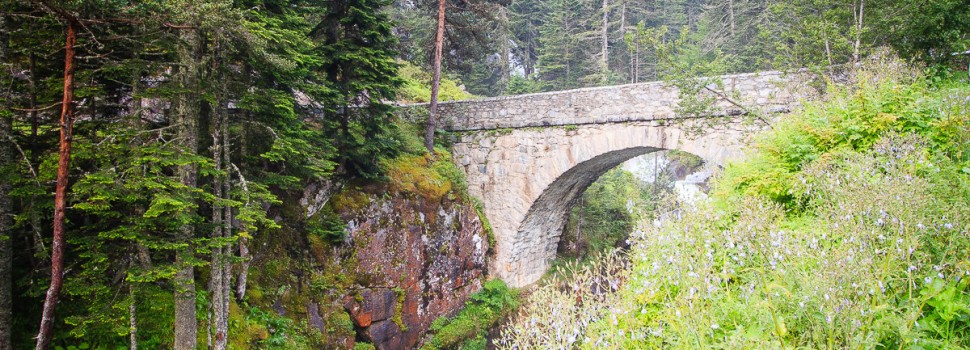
[397,61,475,103]
[422,280,519,349]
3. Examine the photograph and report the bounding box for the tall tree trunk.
[499,7,511,89]
[209,102,225,350]
[173,28,200,350]
[634,31,640,83]
[729,0,736,37]
[619,1,626,82]
[0,13,13,350]
[208,65,231,349]
[128,250,137,350]
[220,102,231,349]
[600,0,609,79]
[27,52,46,264]
[236,126,250,303]
[35,18,77,350]
[424,0,446,154]
[853,0,864,63]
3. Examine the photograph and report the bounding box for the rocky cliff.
[243,171,489,349]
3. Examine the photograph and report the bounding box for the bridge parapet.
[400,70,806,131]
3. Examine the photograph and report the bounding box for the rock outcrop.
[337,190,488,349]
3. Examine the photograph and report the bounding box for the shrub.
[422,280,519,349]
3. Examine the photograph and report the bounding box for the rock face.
[337,190,488,349]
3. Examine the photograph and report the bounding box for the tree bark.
[235,127,250,303]
[424,0,446,155]
[173,27,200,350]
[853,0,864,63]
[208,63,231,350]
[600,0,609,78]
[128,251,137,350]
[35,18,77,350]
[0,13,13,350]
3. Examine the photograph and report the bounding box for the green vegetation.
[398,61,476,103]
[558,169,644,262]
[555,151,704,271]
[498,59,970,348]
[422,280,519,350]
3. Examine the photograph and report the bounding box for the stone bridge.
[406,70,810,287]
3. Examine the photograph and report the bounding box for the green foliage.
[397,61,475,103]
[228,306,319,349]
[422,280,519,350]
[715,57,967,211]
[381,148,468,202]
[306,206,348,243]
[504,75,543,95]
[559,169,641,260]
[353,342,377,350]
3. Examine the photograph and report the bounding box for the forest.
[0,0,968,349]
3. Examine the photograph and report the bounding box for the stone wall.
[402,70,803,131]
[453,121,748,286]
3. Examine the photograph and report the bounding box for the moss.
[329,308,356,335]
[381,150,459,202]
[472,198,495,252]
[331,189,373,213]
[354,342,377,350]
[392,287,408,332]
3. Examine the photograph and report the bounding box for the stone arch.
[453,121,748,286]
[513,147,662,284]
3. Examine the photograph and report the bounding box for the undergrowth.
[497,57,970,349]
[421,280,519,350]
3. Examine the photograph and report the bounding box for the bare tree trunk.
[576,196,583,248]
[173,28,200,350]
[209,43,233,347]
[424,0,447,155]
[619,1,626,82]
[128,251,137,350]
[235,127,250,303]
[634,31,639,83]
[853,0,864,63]
[600,0,609,78]
[0,13,14,350]
[499,7,510,88]
[729,0,736,37]
[27,52,46,263]
[209,98,225,350]
[220,94,231,350]
[35,18,77,350]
